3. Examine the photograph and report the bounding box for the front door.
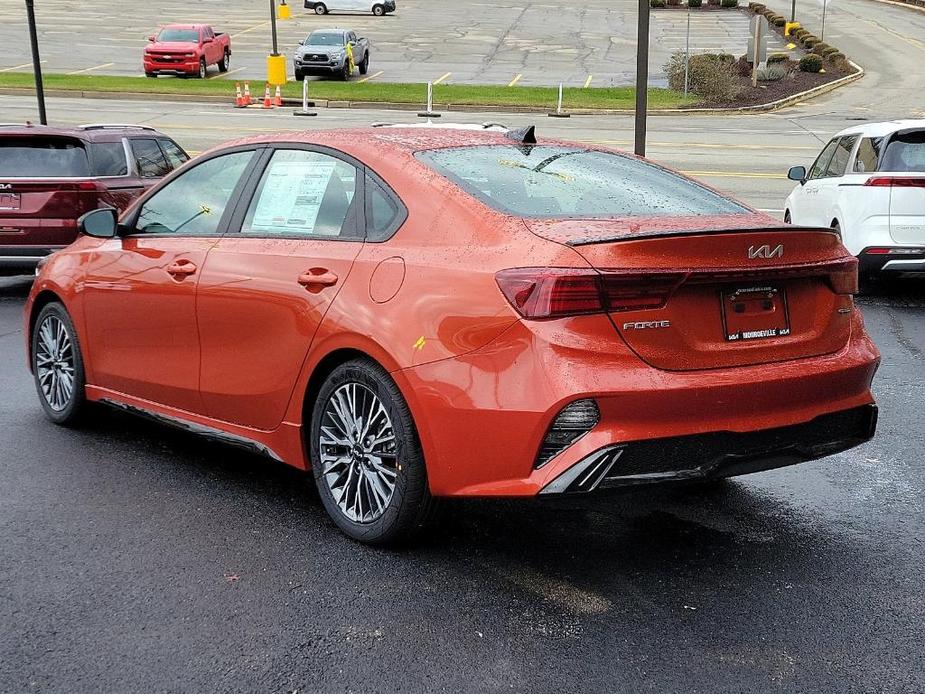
[197,147,365,430]
[81,149,258,413]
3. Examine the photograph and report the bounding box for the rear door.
[196,146,365,430]
[81,149,258,413]
[795,138,839,227]
[814,135,857,227]
[129,137,172,190]
[879,130,925,245]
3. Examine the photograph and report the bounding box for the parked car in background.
[785,120,925,277]
[0,124,188,275]
[293,29,369,81]
[144,24,231,78]
[26,124,878,545]
[305,0,396,16]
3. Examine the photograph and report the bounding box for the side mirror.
[788,165,807,184]
[148,35,156,42]
[298,39,304,45]
[78,207,118,239]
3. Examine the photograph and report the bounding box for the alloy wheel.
[319,382,399,523]
[35,315,76,412]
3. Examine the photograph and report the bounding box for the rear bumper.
[398,311,880,497]
[540,405,877,494]
[0,246,64,272]
[858,246,925,274]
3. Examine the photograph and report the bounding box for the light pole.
[821,0,828,41]
[790,0,796,23]
[634,0,650,157]
[266,0,286,86]
[25,0,46,125]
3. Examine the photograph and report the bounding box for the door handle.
[298,269,338,289]
[166,260,197,277]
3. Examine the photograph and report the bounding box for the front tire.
[783,210,791,224]
[314,3,327,14]
[310,359,435,544]
[31,303,88,426]
[197,58,207,79]
[372,3,385,15]
[294,68,304,82]
[359,54,369,75]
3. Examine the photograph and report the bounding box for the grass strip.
[0,73,697,110]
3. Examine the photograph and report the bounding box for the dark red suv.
[0,123,189,275]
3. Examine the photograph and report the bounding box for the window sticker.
[250,160,337,234]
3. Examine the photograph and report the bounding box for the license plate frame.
[721,284,791,342]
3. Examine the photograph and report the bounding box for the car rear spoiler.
[565,225,838,246]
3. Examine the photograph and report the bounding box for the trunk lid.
[524,215,856,371]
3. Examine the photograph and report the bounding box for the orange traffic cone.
[262,83,273,109]
[244,82,253,105]
[234,82,246,108]
[274,84,283,107]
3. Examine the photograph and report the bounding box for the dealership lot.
[0,0,794,86]
[1,93,924,691]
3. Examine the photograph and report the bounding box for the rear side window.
[365,174,405,240]
[131,138,171,178]
[0,136,89,177]
[89,142,128,176]
[880,131,925,172]
[416,146,747,218]
[853,137,881,173]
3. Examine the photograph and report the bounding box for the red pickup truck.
[144,24,231,78]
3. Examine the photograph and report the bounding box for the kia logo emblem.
[748,244,784,259]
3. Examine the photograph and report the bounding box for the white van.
[304,0,396,15]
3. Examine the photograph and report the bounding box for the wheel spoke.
[320,381,400,524]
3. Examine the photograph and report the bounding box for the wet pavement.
[0,271,923,692]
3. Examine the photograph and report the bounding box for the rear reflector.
[864,177,925,187]
[535,399,600,469]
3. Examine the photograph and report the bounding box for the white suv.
[784,120,925,277]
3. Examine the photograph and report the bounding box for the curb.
[866,0,925,12]
[0,68,865,117]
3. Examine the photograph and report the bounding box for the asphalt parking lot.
[1,91,925,690]
[0,0,794,86]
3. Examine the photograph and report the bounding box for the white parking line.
[508,73,522,87]
[357,70,383,84]
[583,74,593,88]
[208,67,246,80]
[66,62,115,75]
[0,61,45,72]
[433,72,452,85]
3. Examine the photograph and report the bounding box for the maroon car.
[0,123,189,275]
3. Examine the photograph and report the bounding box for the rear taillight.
[76,180,103,214]
[864,177,925,187]
[826,258,859,295]
[495,268,684,319]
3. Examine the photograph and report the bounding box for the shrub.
[768,52,789,63]
[772,15,786,26]
[757,65,788,81]
[650,0,666,7]
[812,42,832,54]
[749,2,766,11]
[794,29,809,41]
[720,0,739,6]
[765,12,782,21]
[803,36,820,48]
[664,52,742,103]
[735,54,754,76]
[689,0,703,7]
[667,0,682,6]
[821,46,840,57]
[799,54,823,72]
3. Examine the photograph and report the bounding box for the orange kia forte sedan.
[25,125,880,543]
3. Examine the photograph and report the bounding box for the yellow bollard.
[784,21,801,36]
[267,54,287,86]
[278,0,292,19]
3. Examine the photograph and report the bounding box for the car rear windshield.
[157,28,199,42]
[0,136,90,177]
[307,32,344,45]
[880,131,925,172]
[416,145,748,218]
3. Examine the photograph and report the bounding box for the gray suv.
[293,29,370,81]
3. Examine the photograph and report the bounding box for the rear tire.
[310,358,436,545]
[359,54,369,75]
[31,302,88,426]
[218,50,230,72]
[314,3,327,14]
[372,4,385,15]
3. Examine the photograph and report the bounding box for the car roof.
[834,119,925,139]
[0,123,162,142]
[309,28,347,35]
